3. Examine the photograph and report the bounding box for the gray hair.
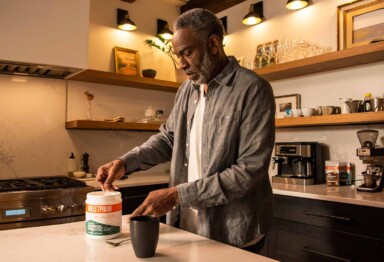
[174,8,225,43]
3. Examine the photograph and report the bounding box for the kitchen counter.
[0,215,277,262]
[83,173,384,208]
[272,182,384,208]
[83,172,170,189]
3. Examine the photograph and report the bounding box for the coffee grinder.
[356,129,384,192]
[272,142,324,185]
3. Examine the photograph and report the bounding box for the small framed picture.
[114,46,140,76]
[337,0,384,50]
[275,94,301,119]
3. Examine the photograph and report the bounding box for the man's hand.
[130,187,180,218]
[96,159,126,191]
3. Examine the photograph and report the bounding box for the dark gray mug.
[129,215,159,258]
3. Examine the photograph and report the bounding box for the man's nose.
[178,57,188,69]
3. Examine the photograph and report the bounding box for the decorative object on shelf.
[145,106,156,120]
[254,40,278,68]
[117,8,137,31]
[103,116,125,122]
[144,36,188,82]
[81,152,89,173]
[242,1,264,26]
[286,0,309,10]
[114,46,140,76]
[142,69,157,78]
[337,0,384,50]
[144,37,179,69]
[157,19,173,40]
[84,91,94,120]
[275,94,301,119]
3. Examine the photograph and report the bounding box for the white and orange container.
[325,161,353,186]
[85,191,122,239]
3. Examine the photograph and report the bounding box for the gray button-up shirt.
[120,56,275,247]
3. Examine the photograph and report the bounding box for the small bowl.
[73,171,85,178]
[142,69,157,78]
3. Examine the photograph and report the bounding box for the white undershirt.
[188,84,206,182]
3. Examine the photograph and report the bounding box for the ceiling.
[123,0,246,13]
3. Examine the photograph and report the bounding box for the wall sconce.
[220,16,228,35]
[242,2,264,26]
[157,19,173,40]
[117,8,137,31]
[286,0,309,10]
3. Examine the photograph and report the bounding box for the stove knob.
[41,205,56,214]
[57,204,67,213]
[71,203,79,210]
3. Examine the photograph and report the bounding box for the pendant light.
[117,8,137,31]
[242,2,264,26]
[286,0,309,10]
[157,19,173,40]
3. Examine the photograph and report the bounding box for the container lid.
[86,191,121,203]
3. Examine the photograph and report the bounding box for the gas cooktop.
[0,176,87,193]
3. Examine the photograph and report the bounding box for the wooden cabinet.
[266,195,384,261]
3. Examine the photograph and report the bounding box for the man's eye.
[183,49,192,56]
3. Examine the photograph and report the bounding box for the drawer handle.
[302,247,351,262]
[302,210,352,222]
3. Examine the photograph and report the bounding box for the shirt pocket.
[211,111,241,149]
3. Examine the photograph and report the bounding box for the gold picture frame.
[337,0,384,50]
[114,46,140,76]
[275,94,301,119]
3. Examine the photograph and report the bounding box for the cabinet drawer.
[268,218,384,262]
[273,195,384,240]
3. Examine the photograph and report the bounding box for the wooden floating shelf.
[255,41,384,81]
[65,120,162,131]
[66,69,180,93]
[276,111,384,128]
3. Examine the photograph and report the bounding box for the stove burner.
[0,176,87,192]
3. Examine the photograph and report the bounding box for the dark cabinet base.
[266,195,384,262]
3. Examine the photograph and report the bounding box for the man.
[96,8,275,253]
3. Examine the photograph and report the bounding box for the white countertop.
[82,172,170,189]
[0,216,277,262]
[272,182,384,208]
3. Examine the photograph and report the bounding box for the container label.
[86,203,122,213]
[86,220,120,236]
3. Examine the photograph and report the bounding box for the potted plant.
[144,36,179,69]
[144,36,187,82]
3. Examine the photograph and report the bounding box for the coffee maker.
[356,129,384,192]
[272,142,324,185]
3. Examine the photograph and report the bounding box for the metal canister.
[370,98,384,111]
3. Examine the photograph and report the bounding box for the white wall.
[0,0,89,69]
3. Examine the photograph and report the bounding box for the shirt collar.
[190,56,240,90]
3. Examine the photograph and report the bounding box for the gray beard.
[193,51,216,85]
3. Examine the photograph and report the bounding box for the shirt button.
[186,143,189,147]
[194,100,197,104]
[184,163,188,166]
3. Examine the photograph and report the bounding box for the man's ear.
[208,34,221,55]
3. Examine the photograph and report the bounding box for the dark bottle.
[81,152,90,173]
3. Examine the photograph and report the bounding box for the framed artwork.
[114,46,140,76]
[337,0,384,50]
[275,94,301,119]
